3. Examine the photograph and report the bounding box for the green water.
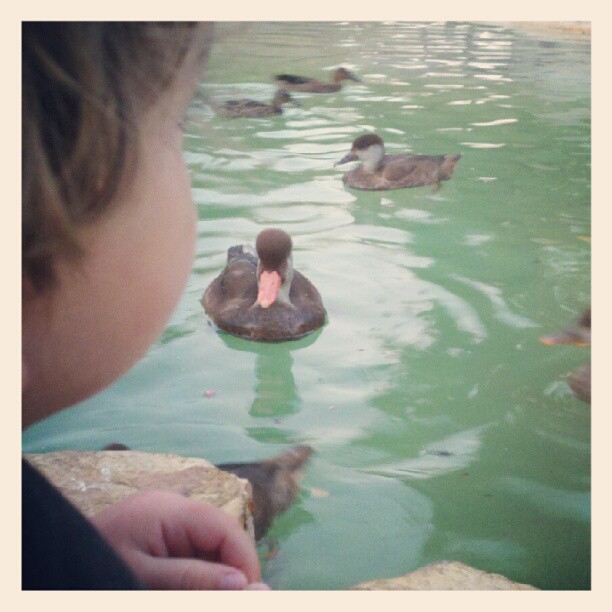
[23,22,590,590]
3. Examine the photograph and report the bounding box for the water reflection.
[217,329,323,418]
[252,350,298,417]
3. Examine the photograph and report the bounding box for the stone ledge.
[24,450,255,541]
[350,560,538,590]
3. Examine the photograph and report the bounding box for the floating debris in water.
[203,390,216,398]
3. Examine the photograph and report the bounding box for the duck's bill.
[257,270,282,308]
[334,152,358,167]
[538,327,588,346]
[349,74,361,82]
[291,99,302,107]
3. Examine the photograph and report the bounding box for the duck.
[539,308,591,403]
[201,228,326,342]
[334,133,462,191]
[274,67,360,93]
[218,445,314,540]
[213,89,300,118]
[103,443,314,540]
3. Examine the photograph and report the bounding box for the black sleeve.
[22,458,143,590]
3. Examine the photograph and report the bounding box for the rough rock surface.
[350,560,538,590]
[24,450,255,541]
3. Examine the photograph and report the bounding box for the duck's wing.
[287,270,327,332]
[275,74,311,85]
[202,250,258,320]
[382,154,458,187]
[224,99,266,111]
[290,271,325,311]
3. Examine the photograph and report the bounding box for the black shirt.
[22,458,142,590]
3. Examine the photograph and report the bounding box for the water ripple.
[364,424,492,479]
[450,274,538,329]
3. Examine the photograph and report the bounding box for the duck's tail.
[227,244,258,266]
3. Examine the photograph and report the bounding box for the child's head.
[22,23,213,427]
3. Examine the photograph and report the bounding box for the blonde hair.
[23,22,205,292]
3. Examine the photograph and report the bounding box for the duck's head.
[256,229,294,308]
[539,309,591,346]
[334,133,385,169]
[274,89,301,107]
[333,67,360,83]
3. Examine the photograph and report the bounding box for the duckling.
[274,67,360,93]
[334,133,462,191]
[213,89,299,118]
[103,443,314,540]
[218,445,314,540]
[201,228,326,342]
[539,309,591,403]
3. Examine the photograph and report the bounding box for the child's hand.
[91,490,270,590]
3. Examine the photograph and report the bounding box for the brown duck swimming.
[274,67,360,93]
[213,89,299,118]
[539,308,591,403]
[218,445,314,540]
[201,229,326,342]
[335,133,462,191]
[103,444,314,540]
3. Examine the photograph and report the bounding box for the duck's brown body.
[274,67,359,93]
[202,239,326,342]
[568,363,591,403]
[214,90,297,118]
[219,445,313,540]
[215,99,284,117]
[342,153,462,190]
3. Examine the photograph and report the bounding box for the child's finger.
[134,554,253,590]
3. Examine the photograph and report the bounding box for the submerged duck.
[539,309,591,403]
[334,133,462,191]
[213,89,299,118]
[201,228,326,342]
[103,443,314,540]
[274,67,360,93]
[218,445,314,540]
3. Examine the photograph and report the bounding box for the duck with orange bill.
[202,229,326,342]
[335,133,462,191]
[539,309,591,403]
